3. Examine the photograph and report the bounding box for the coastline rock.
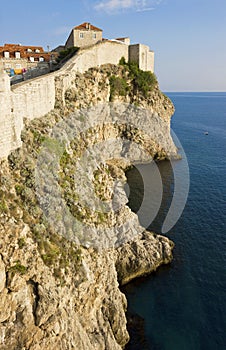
[115,231,174,285]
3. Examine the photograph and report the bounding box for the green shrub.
[109,75,129,101]
[9,261,27,275]
[119,56,127,66]
[32,130,46,145]
[56,47,79,63]
[15,184,24,195]
[128,61,157,96]
[18,238,26,248]
[0,200,8,214]
[117,60,157,97]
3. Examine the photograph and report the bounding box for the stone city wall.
[0,40,148,159]
[129,44,154,72]
[0,72,55,158]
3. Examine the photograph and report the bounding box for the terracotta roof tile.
[74,22,102,32]
[0,43,56,62]
[1,44,44,52]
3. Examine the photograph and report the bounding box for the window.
[79,32,84,39]
[93,33,97,39]
[15,52,20,59]
[30,57,34,62]
[4,51,10,58]
[16,64,21,68]
[39,57,44,62]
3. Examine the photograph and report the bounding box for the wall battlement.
[0,40,154,159]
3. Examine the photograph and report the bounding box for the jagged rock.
[115,231,174,285]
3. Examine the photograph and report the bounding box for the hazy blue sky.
[0,0,225,91]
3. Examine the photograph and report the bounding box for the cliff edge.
[0,63,176,349]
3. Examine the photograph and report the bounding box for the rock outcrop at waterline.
[116,231,174,285]
[0,63,176,349]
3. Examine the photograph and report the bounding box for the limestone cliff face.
[0,64,176,349]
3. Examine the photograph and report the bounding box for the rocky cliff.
[0,63,176,349]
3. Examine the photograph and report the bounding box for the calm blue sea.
[123,92,226,350]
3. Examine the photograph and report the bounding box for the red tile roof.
[1,43,44,53]
[74,22,102,32]
[0,44,56,61]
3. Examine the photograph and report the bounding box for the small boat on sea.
[204,131,209,135]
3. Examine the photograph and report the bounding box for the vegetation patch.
[56,47,79,64]
[109,75,129,101]
[18,237,26,248]
[118,57,157,97]
[0,198,8,214]
[9,261,27,275]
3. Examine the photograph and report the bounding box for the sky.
[0,0,225,91]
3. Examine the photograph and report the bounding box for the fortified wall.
[0,40,153,159]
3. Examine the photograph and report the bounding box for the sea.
[123,92,226,350]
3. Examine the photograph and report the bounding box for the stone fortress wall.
[129,44,154,72]
[0,40,154,159]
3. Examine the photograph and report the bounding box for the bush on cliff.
[128,61,157,96]
[109,75,129,101]
[119,58,157,97]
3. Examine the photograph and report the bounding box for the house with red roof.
[0,43,57,76]
[65,22,103,49]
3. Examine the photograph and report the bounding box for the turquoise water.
[123,92,226,350]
